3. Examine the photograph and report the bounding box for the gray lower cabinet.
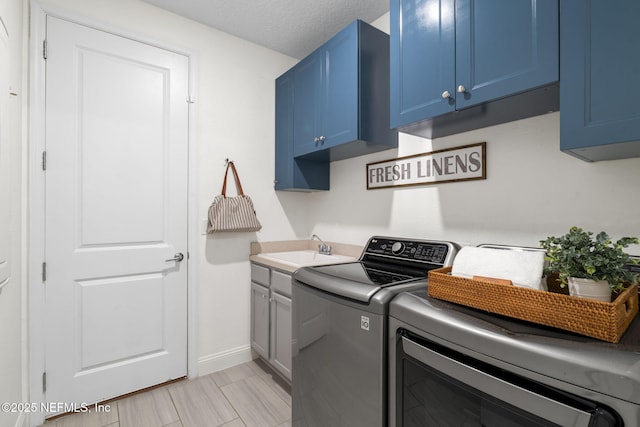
[270,292,292,379]
[250,282,270,360]
[250,263,292,381]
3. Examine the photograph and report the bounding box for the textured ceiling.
[142,0,389,59]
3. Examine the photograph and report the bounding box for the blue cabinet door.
[455,0,558,110]
[560,0,640,161]
[390,0,455,128]
[275,70,294,190]
[322,21,358,149]
[275,70,329,191]
[294,22,359,156]
[293,51,322,157]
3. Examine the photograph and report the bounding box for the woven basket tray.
[428,267,639,343]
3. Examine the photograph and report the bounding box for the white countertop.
[250,240,362,273]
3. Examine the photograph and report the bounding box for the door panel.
[270,292,292,380]
[293,52,322,157]
[322,24,358,148]
[274,70,294,189]
[560,0,640,158]
[79,50,166,244]
[455,0,558,109]
[390,0,456,127]
[251,282,270,360]
[78,274,165,368]
[45,16,188,409]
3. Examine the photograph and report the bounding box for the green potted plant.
[540,226,639,302]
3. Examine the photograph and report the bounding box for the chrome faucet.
[312,234,332,255]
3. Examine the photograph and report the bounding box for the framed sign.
[366,142,486,189]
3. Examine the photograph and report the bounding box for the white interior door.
[44,16,189,409]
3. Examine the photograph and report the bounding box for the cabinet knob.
[457,85,467,94]
[441,90,452,99]
[314,137,319,143]
[319,135,326,142]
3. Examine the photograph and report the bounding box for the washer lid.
[293,262,418,303]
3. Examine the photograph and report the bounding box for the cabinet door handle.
[457,85,467,94]
[441,90,452,99]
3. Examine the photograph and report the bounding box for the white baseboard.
[197,345,253,377]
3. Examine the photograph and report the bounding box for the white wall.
[309,113,640,252]
[308,13,640,253]
[0,0,25,426]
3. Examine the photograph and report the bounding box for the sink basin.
[259,250,356,267]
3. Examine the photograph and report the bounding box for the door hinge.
[43,40,48,60]
[42,262,47,282]
[42,151,47,171]
[42,372,47,393]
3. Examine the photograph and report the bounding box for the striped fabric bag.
[207,161,262,233]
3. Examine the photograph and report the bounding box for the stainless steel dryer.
[292,236,458,427]
[389,250,640,426]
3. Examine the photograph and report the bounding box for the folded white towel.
[451,247,546,290]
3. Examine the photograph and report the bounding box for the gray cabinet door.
[270,292,292,380]
[251,282,270,360]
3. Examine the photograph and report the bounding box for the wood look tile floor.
[41,360,291,427]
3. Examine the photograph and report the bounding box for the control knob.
[391,242,405,255]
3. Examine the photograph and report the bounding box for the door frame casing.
[28,2,199,425]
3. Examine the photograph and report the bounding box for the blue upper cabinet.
[291,20,397,161]
[560,0,640,161]
[293,26,359,156]
[276,20,397,191]
[275,70,329,191]
[391,0,559,137]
